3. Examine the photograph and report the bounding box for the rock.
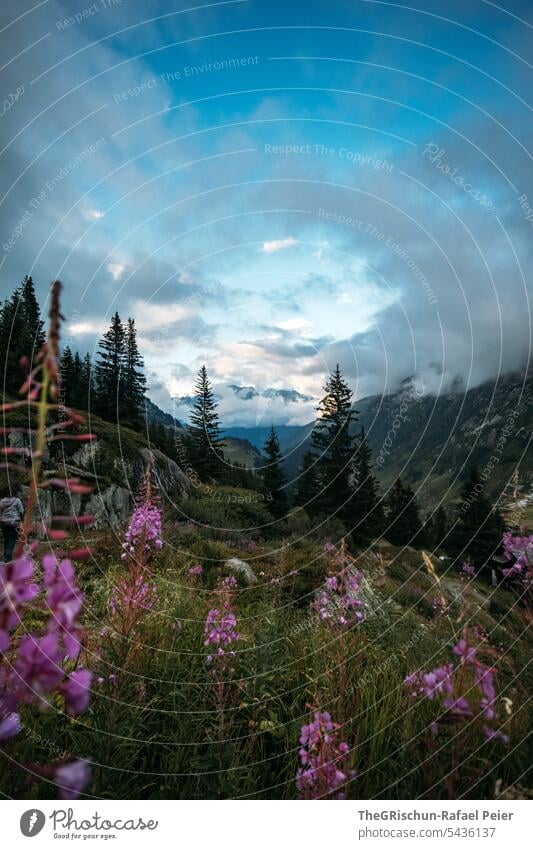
[84,485,132,529]
[225,557,258,585]
[138,448,191,497]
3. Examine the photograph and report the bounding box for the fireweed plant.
[0,281,94,799]
[404,627,510,797]
[313,541,364,718]
[105,465,162,674]
[296,709,355,799]
[204,574,241,729]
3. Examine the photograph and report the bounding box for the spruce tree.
[385,477,423,546]
[350,428,384,544]
[446,467,504,574]
[59,345,76,406]
[0,290,26,394]
[20,276,45,352]
[293,450,322,514]
[79,353,93,412]
[261,426,288,519]
[311,364,358,520]
[94,312,126,420]
[184,365,225,481]
[123,318,147,425]
[0,277,45,395]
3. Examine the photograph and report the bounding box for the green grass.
[2,509,531,801]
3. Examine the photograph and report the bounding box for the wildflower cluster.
[461,561,476,578]
[121,502,163,561]
[0,554,92,796]
[0,282,93,799]
[501,532,533,584]
[187,563,203,577]
[204,575,240,664]
[296,710,354,799]
[404,632,508,743]
[314,570,364,628]
[0,554,91,737]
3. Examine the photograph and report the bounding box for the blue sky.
[0,0,531,424]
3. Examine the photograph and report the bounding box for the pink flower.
[188,564,203,577]
[296,710,354,799]
[54,759,91,799]
[62,669,92,715]
[404,633,508,743]
[121,503,163,561]
[314,569,364,630]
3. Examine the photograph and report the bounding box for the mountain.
[175,384,315,409]
[222,424,309,450]
[145,397,261,469]
[282,370,533,507]
[144,398,184,430]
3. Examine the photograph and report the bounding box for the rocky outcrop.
[225,557,258,585]
[84,484,133,529]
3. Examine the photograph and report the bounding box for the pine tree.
[350,428,384,544]
[94,312,126,420]
[0,277,45,395]
[261,426,288,519]
[311,364,358,520]
[446,467,504,574]
[79,353,93,412]
[20,276,45,352]
[123,318,147,425]
[184,365,225,481]
[293,450,322,514]
[0,290,26,394]
[385,477,423,546]
[59,345,76,406]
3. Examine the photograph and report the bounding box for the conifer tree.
[94,312,126,420]
[123,318,147,425]
[385,477,423,546]
[59,345,76,406]
[0,277,45,394]
[293,450,322,514]
[311,364,358,520]
[261,426,288,519]
[184,365,225,481]
[350,428,384,544]
[0,290,25,394]
[20,275,45,351]
[446,467,504,574]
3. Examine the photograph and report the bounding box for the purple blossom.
[404,634,508,743]
[461,561,476,578]
[314,570,364,629]
[188,564,203,577]
[54,758,91,799]
[121,502,163,561]
[61,669,92,715]
[0,555,91,744]
[296,710,354,799]
[501,532,533,583]
[0,557,39,634]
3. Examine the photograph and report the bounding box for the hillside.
[281,370,533,507]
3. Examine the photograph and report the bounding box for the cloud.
[260,237,297,254]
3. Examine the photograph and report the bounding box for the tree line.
[183,360,504,575]
[0,277,147,427]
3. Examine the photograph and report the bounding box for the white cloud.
[107,263,127,282]
[261,236,297,254]
[278,318,314,333]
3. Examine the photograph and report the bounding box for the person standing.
[0,490,24,562]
